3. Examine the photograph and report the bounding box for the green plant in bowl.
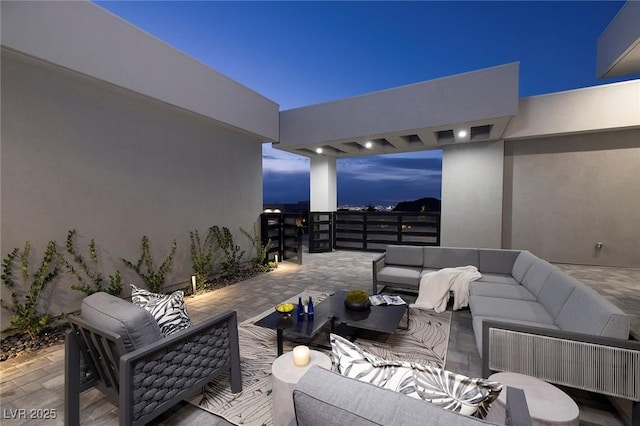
[345,290,369,304]
[344,290,370,311]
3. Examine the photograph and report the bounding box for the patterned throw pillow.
[330,333,502,419]
[130,285,192,336]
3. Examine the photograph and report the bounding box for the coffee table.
[255,290,408,355]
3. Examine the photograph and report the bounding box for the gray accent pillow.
[131,285,192,336]
[81,292,163,352]
[330,334,502,419]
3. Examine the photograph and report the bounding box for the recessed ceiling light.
[364,141,373,149]
[457,130,468,138]
[315,147,323,154]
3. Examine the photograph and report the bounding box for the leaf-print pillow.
[330,333,502,418]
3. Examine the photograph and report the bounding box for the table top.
[254,290,407,337]
[330,289,407,334]
[489,372,579,423]
[271,350,332,384]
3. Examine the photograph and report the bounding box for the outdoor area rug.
[188,289,452,426]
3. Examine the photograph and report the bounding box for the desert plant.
[0,240,60,339]
[63,229,122,296]
[189,227,220,290]
[240,224,273,272]
[211,226,245,280]
[122,236,177,293]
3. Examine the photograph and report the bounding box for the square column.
[310,156,337,211]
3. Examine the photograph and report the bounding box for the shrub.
[122,236,177,293]
[189,227,220,290]
[211,226,244,280]
[63,229,122,296]
[0,240,60,339]
[240,224,273,272]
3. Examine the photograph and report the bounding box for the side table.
[271,350,332,426]
[486,372,579,426]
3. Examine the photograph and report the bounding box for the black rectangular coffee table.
[254,300,333,356]
[255,290,408,355]
[328,289,408,336]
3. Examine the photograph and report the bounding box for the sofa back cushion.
[520,259,558,297]
[555,284,630,339]
[385,245,424,267]
[537,271,578,319]
[478,249,521,274]
[81,292,164,353]
[423,247,479,269]
[511,251,537,283]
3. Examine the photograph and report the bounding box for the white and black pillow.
[330,333,502,419]
[130,285,192,336]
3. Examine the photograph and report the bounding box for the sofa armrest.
[119,310,242,425]
[482,320,640,403]
[372,253,387,294]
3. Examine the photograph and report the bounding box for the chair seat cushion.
[131,285,192,336]
[330,333,502,419]
[470,282,537,301]
[81,292,163,352]
[377,266,422,286]
[476,273,519,285]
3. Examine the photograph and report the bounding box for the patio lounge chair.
[65,292,242,426]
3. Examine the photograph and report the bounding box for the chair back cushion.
[81,292,164,353]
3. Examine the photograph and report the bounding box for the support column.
[310,156,337,211]
[441,140,504,248]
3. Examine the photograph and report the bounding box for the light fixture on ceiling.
[315,147,323,154]
[364,141,373,149]
[457,129,468,138]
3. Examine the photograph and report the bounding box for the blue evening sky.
[95,1,631,207]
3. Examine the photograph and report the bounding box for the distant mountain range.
[393,197,441,212]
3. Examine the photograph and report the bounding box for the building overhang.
[597,1,640,79]
[277,63,519,158]
[0,0,280,142]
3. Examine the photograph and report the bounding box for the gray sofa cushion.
[555,284,630,339]
[470,282,536,301]
[511,251,537,283]
[472,315,560,355]
[423,247,479,269]
[385,245,424,267]
[537,271,578,319]
[293,366,491,426]
[81,292,164,353]
[377,266,422,287]
[476,273,519,286]
[520,260,559,297]
[468,295,556,326]
[478,249,521,275]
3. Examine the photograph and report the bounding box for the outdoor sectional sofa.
[373,245,639,423]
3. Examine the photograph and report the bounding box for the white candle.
[292,345,310,367]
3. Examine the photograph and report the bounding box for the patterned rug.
[188,289,451,426]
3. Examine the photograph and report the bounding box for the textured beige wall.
[503,129,640,267]
[1,50,263,329]
[441,140,504,248]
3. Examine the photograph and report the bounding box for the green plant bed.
[0,323,69,362]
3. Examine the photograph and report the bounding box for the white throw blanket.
[411,266,481,313]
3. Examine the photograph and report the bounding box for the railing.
[333,211,441,251]
[260,213,303,264]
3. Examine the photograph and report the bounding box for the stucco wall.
[441,140,504,249]
[1,50,263,329]
[502,129,640,267]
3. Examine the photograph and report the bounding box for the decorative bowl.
[344,299,371,311]
[275,303,296,319]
